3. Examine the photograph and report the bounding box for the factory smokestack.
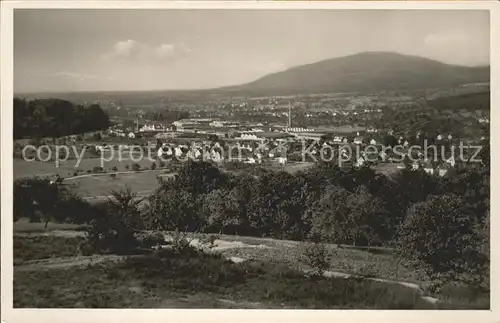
[288,101,292,128]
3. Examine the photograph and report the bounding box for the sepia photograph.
[1,1,496,317]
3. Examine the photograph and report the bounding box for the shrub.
[131,163,141,172]
[88,147,101,157]
[53,195,95,225]
[199,233,221,249]
[159,161,166,168]
[92,166,103,173]
[86,170,92,174]
[81,188,143,255]
[354,263,379,278]
[111,166,118,172]
[137,232,166,249]
[109,173,116,179]
[396,194,488,286]
[125,165,130,170]
[169,230,196,254]
[299,242,330,276]
[13,178,69,226]
[308,185,389,246]
[151,162,157,170]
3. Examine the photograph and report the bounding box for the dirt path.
[63,169,176,182]
[14,231,440,304]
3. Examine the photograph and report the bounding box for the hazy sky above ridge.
[14,9,490,93]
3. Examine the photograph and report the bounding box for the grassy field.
[14,235,85,265]
[66,171,174,197]
[14,158,160,179]
[14,158,313,198]
[13,219,85,233]
[220,245,426,283]
[14,158,176,198]
[12,232,488,309]
[14,243,432,309]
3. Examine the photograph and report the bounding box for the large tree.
[202,188,243,234]
[308,185,389,246]
[397,194,488,284]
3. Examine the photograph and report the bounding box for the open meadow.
[14,158,315,199]
[14,157,158,179]
[13,222,488,309]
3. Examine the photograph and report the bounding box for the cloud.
[155,44,175,58]
[101,39,191,63]
[423,32,488,66]
[47,71,96,81]
[112,39,139,57]
[424,33,470,48]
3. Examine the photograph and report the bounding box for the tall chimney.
[288,101,292,128]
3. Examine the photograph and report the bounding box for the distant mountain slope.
[220,52,489,96]
[19,52,489,101]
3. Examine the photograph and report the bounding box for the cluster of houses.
[171,118,242,132]
[89,116,466,177]
[354,149,456,177]
[155,140,289,165]
[107,127,136,139]
[139,124,168,132]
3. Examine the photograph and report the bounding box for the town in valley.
[11,8,491,310]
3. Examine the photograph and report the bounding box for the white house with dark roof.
[354,136,364,145]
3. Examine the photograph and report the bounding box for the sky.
[14,9,490,93]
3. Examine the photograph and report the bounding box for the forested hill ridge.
[219,51,489,96]
[14,98,110,139]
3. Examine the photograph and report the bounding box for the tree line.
[145,159,490,288]
[14,157,489,288]
[14,98,110,139]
